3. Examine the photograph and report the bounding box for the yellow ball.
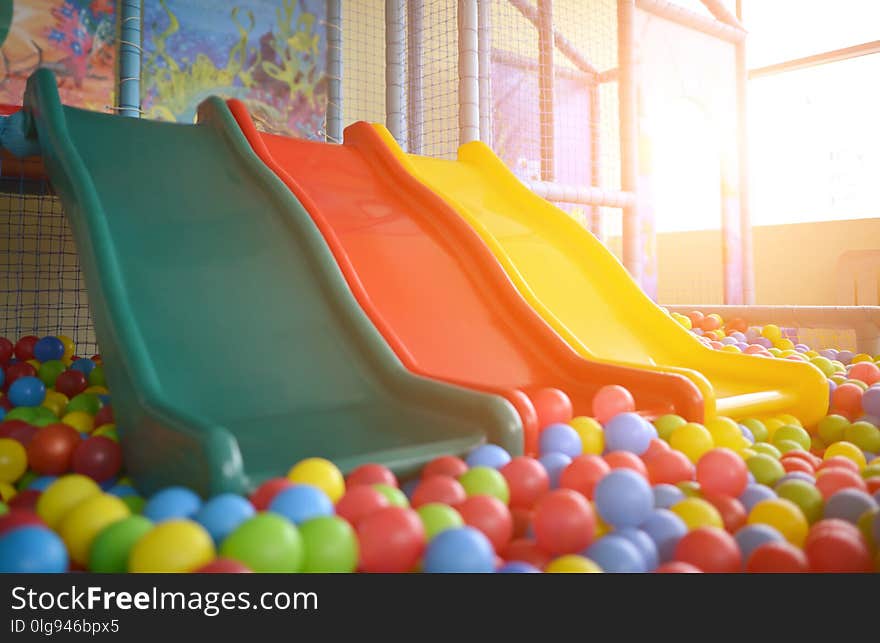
[0,481,16,502]
[26,359,41,371]
[592,502,611,537]
[37,474,102,529]
[84,386,109,395]
[92,424,117,439]
[57,335,76,361]
[747,498,809,547]
[738,448,758,459]
[58,493,130,566]
[545,555,602,573]
[763,418,785,440]
[62,410,94,434]
[768,348,782,357]
[671,312,692,329]
[129,520,215,573]
[0,438,27,484]
[721,345,741,353]
[42,391,69,417]
[287,458,345,503]
[823,441,866,470]
[776,413,801,427]
[569,416,604,455]
[852,353,873,364]
[669,422,714,463]
[762,324,782,342]
[670,498,723,530]
[705,417,744,451]
[804,350,819,358]
[775,339,795,351]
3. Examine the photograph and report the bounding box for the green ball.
[298,516,358,573]
[862,464,880,480]
[38,360,66,387]
[88,365,106,387]
[30,406,59,427]
[857,507,878,549]
[817,415,849,445]
[676,480,702,498]
[373,483,409,508]
[772,425,811,451]
[220,513,303,572]
[746,454,785,486]
[458,466,509,504]
[654,414,687,442]
[775,479,824,524]
[844,421,880,453]
[416,503,464,540]
[67,393,101,416]
[121,495,145,515]
[16,470,37,491]
[740,419,768,443]
[0,501,8,517]
[809,356,836,377]
[89,515,153,573]
[752,442,782,460]
[774,439,805,454]
[4,407,38,423]
[843,379,869,391]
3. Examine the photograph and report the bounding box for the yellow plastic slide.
[373,125,829,427]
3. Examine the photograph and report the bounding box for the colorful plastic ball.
[193,494,255,544]
[58,493,130,565]
[502,538,551,570]
[544,554,601,573]
[456,465,509,504]
[0,338,12,365]
[604,412,654,455]
[537,452,571,489]
[739,418,768,443]
[844,421,880,453]
[220,513,303,573]
[805,521,872,572]
[0,501,7,517]
[70,436,121,483]
[646,449,694,485]
[823,489,876,524]
[704,417,745,451]
[539,423,583,458]
[824,441,867,469]
[747,498,809,547]
[88,515,153,573]
[371,483,407,508]
[499,456,549,509]
[33,337,65,363]
[37,360,65,388]
[70,358,96,377]
[36,474,100,529]
[336,485,391,526]
[832,383,864,417]
[93,404,114,429]
[465,444,512,469]
[497,561,541,573]
[422,526,495,573]
[585,534,645,573]
[603,450,649,478]
[670,497,723,530]
[0,482,14,503]
[196,558,251,573]
[533,488,596,555]
[345,463,397,489]
[0,420,37,446]
[356,506,425,573]
[0,525,68,573]
[746,541,809,573]
[591,385,635,424]
[696,448,748,497]
[670,422,714,463]
[746,454,785,487]
[298,515,358,573]
[60,411,93,434]
[142,486,202,522]
[8,489,40,511]
[595,468,653,529]
[781,456,815,475]
[411,475,466,509]
[416,502,464,540]
[703,493,747,533]
[569,416,604,455]
[654,414,687,442]
[13,336,38,361]
[0,438,27,484]
[457,495,513,552]
[775,479,824,524]
[129,519,215,573]
[642,437,671,461]
[817,414,849,445]
[8,376,46,408]
[30,407,59,428]
[87,365,105,387]
[0,508,45,536]
[616,527,659,571]
[640,508,687,562]
[652,483,685,509]
[422,455,468,480]
[286,458,345,504]
[532,388,573,427]
[674,526,741,573]
[269,484,333,525]
[249,477,293,511]
[655,561,702,573]
[816,467,867,499]
[676,480,702,498]
[559,454,609,500]
[66,393,101,416]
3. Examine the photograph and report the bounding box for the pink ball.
[345,463,398,489]
[532,489,596,555]
[335,485,391,526]
[458,495,513,553]
[559,454,610,500]
[696,448,748,497]
[592,385,635,424]
[848,361,880,385]
[356,507,426,573]
[500,456,550,509]
[410,475,467,508]
[532,388,573,427]
[421,456,468,480]
[655,561,702,573]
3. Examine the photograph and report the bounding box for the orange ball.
[848,361,880,385]
[831,383,864,417]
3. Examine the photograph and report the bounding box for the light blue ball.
[738,483,776,512]
[7,376,46,407]
[401,478,420,500]
[604,412,656,455]
[70,359,96,377]
[616,527,659,571]
[652,483,685,509]
[142,486,202,522]
[640,508,687,562]
[585,535,645,573]
[195,494,256,544]
[823,489,877,524]
[423,527,495,573]
[27,476,58,492]
[594,468,653,528]
[466,444,512,469]
[269,484,333,525]
[739,424,755,444]
[538,452,572,489]
[107,484,138,498]
[775,472,814,487]
[496,561,541,573]
[734,524,783,562]
[0,526,68,573]
[539,423,582,458]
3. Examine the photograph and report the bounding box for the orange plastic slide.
[231,103,704,454]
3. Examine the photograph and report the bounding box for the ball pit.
[0,326,878,574]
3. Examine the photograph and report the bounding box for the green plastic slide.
[22,70,521,496]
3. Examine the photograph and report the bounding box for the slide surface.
[231,102,703,454]
[22,69,522,496]
[378,128,829,426]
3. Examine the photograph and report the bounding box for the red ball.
[335,485,390,526]
[702,493,747,533]
[655,561,703,573]
[93,405,114,429]
[13,336,39,361]
[249,477,293,510]
[8,489,41,511]
[532,489,596,555]
[785,449,822,468]
[647,449,694,485]
[54,370,89,399]
[641,438,671,462]
[0,509,46,536]
[511,507,532,539]
[831,383,863,417]
[0,338,13,365]
[532,388,573,427]
[559,454,610,500]
[4,362,37,389]
[502,538,551,569]
[604,450,649,478]
[865,477,880,495]
[356,506,425,573]
[807,518,861,543]
[0,420,38,446]
[421,455,467,480]
[71,436,122,482]
[0,397,10,412]
[848,361,880,385]
[674,526,741,573]
[345,463,397,489]
[26,423,81,475]
[696,448,748,497]
[592,385,635,424]
[817,456,860,475]
[196,558,252,573]
[410,475,467,509]
[805,529,872,573]
[780,456,815,475]
[815,468,867,499]
[500,456,550,509]
[746,541,809,573]
[458,495,513,553]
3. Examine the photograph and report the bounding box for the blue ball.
[33,337,65,363]
[539,423,582,458]
[142,487,202,522]
[734,524,783,561]
[585,534,645,573]
[195,494,256,544]
[775,472,814,487]
[738,483,776,512]
[269,484,333,524]
[401,478,420,500]
[0,526,68,573]
[28,476,58,492]
[7,376,46,407]
[99,477,119,492]
[823,489,877,524]
[496,561,541,573]
[652,483,685,509]
[739,424,755,444]
[107,484,138,498]
[423,527,495,573]
[640,508,687,563]
[616,527,659,571]
[594,468,653,528]
[538,452,572,488]
[466,444,512,469]
[0,368,4,388]
[0,408,6,422]
[604,412,655,455]
[70,359,96,377]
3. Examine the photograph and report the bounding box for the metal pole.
[406,0,424,153]
[618,0,641,284]
[118,0,141,118]
[385,0,406,144]
[478,0,493,147]
[537,0,554,181]
[458,0,480,145]
[326,0,343,142]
